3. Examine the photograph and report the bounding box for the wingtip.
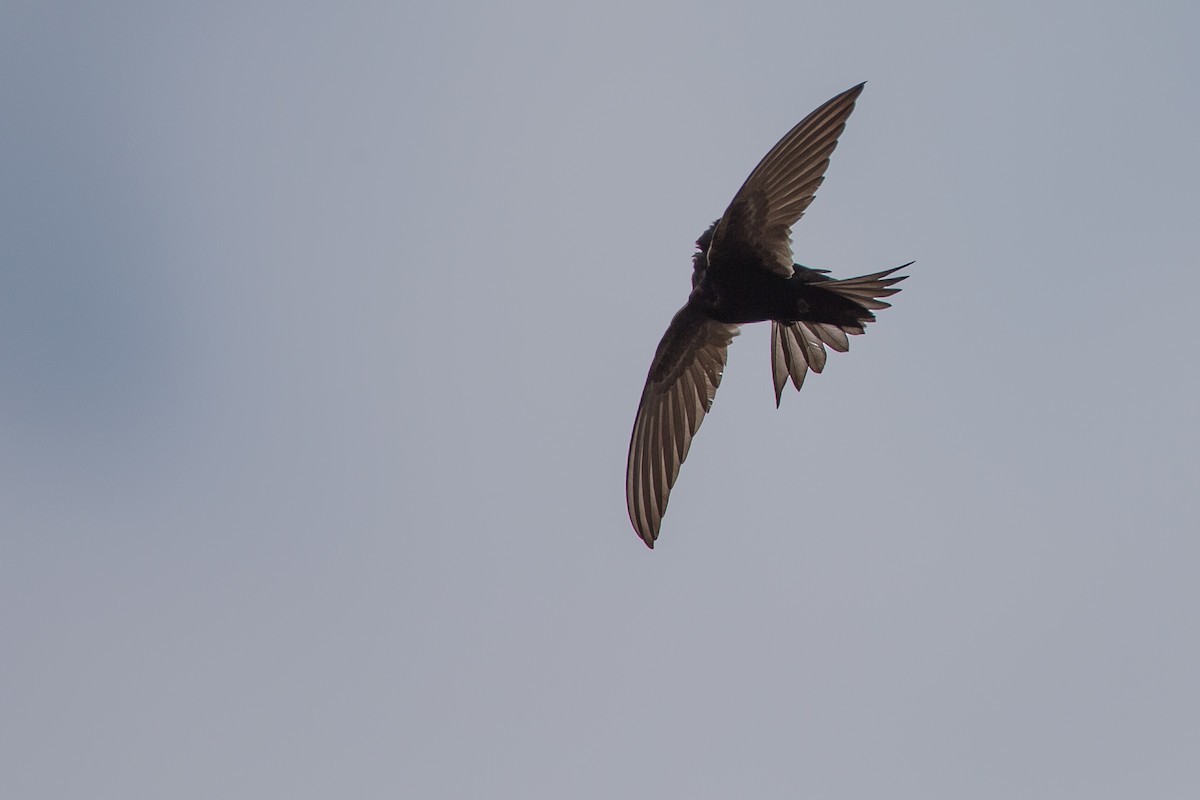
[632,518,656,549]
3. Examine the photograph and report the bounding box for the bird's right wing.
[627,303,739,548]
[708,83,865,278]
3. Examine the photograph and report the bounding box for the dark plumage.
[626,83,911,548]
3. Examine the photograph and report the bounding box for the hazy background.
[3,2,1198,797]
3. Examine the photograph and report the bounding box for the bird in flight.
[626,82,910,548]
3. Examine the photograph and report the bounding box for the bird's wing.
[708,83,866,278]
[627,303,739,548]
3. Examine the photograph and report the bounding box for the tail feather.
[771,263,911,406]
[817,264,910,310]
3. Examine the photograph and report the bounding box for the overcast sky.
[3,2,1199,798]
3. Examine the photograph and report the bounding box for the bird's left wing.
[627,303,739,548]
[708,83,865,278]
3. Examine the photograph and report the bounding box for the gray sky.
[3,2,1199,797]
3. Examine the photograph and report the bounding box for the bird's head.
[695,219,720,253]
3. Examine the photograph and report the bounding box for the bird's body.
[626,83,911,548]
[689,220,885,326]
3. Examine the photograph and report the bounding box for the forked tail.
[771,263,911,406]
